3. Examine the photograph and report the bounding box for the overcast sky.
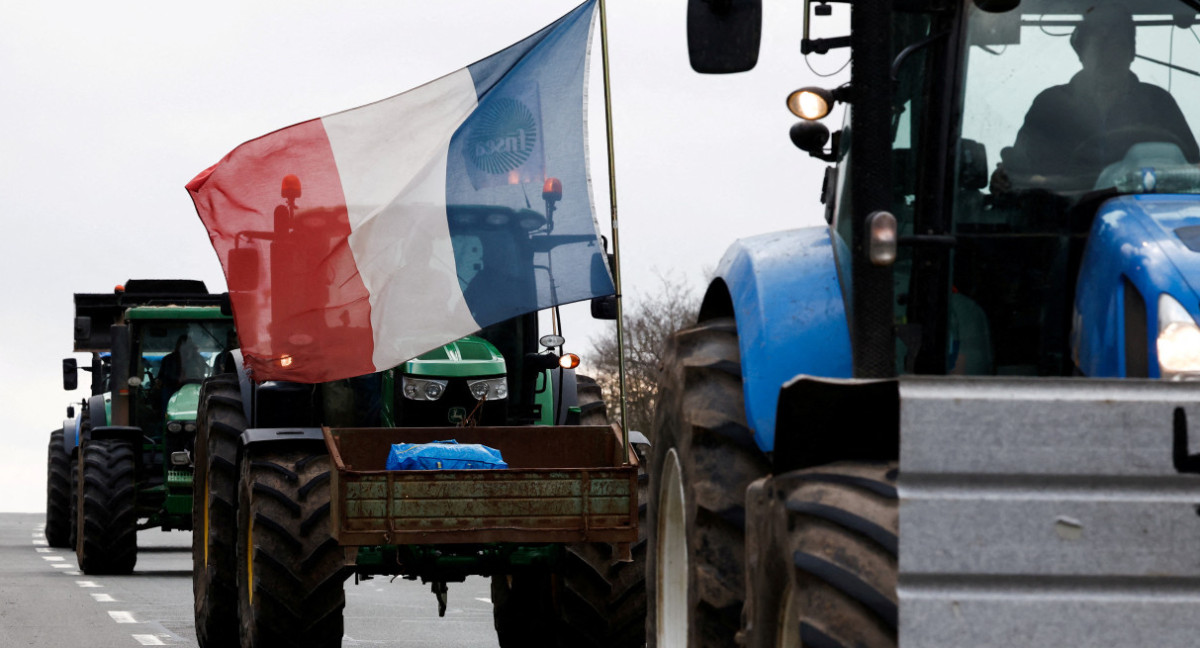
[0,0,843,512]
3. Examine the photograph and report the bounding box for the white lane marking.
[108,611,137,623]
[65,571,81,576]
[91,593,116,602]
[32,539,47,546]
[132,635,165,645]
[476,597,492,604]
[43,556,65,561]
[76,580,101,588]
[52,564,71,569]
[35,547,50,553]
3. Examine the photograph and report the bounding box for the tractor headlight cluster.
[1156,294,1200,380]
[166,421,197,434]
[402,377,448,401]
[467,378,508,401]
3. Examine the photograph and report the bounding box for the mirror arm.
[891,31,948,81]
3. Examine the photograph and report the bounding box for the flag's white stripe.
[324,68,482,369]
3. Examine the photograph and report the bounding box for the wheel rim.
[657,448,688,646]
[778,580,799,648]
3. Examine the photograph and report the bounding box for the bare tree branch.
[586,273,700,436]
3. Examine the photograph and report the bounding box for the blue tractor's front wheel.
[647,317,770,647]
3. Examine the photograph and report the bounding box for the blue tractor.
[648,0,1200,645]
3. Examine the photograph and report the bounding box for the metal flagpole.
[597,0,631,462]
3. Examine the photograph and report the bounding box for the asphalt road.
[0,513,501,647]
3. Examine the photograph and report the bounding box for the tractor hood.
[1124,196,1200,298]
[166,383,202,421]
[1100,194,1200,299]
[1073,194,1200,377]
[402,335,506,378]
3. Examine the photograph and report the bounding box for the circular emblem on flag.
[467,98,539,176]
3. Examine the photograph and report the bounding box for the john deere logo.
[447,407,467,425]
[467,98,539,176]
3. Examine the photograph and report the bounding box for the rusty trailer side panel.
[324,425,639,546]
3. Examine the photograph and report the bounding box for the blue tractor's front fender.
[703,227,852,454]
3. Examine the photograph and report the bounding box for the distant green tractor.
[61,280,236,574]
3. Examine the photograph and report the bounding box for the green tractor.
[62,279,236,574]
[191,198,645,647]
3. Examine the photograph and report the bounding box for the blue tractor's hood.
[1074,194,1200,377]
[1118,195,1200,297]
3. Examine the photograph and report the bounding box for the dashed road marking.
[76,580,101,588]
[475,597,492,604]
[132,635,165,646]
[32,539,47,546]
[91,593,116,602]
[52,564,71,569]
[108,611,137,624]
[35,547,50,553]
[43,555,65,561]
[65,571,81,576]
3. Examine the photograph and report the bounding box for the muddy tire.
[492,373,647,648]
[491,474,648,648]
[492,572,554,645]
[557,468,648,648]
[237,443,347,648]
[76,438,138,574]
[647,317,770,647]
[744,462,899,647]
[576,374,608,426]
[192,374,243,648]
[46,429,73,548]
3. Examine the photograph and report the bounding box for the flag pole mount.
[597,0,631,464]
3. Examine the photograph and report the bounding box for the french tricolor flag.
[187,1,613,383]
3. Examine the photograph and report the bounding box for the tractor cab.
[124,308,236,438]
[801,0,1200,379]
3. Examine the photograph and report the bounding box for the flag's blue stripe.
[445,1,613,328]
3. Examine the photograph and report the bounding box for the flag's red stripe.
[188,119,375,382]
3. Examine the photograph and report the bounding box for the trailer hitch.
[431,581,449,617]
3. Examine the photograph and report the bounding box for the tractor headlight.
[167,421,182,433]
[1156,293,1200,380]
[402,377,448,401]
[467,378,508,401]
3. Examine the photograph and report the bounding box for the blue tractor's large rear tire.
[743,462,899,648]
[192,374,242,648]
[46,429,73,548]
[647,317,770,647]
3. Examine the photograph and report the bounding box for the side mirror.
[228,248,260,293]
[790,121,830,154]
[63,358,78,391]
[591,295,618,320]
[74,316,92,342]
[67,405,76,419]
[687,0,762,74]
